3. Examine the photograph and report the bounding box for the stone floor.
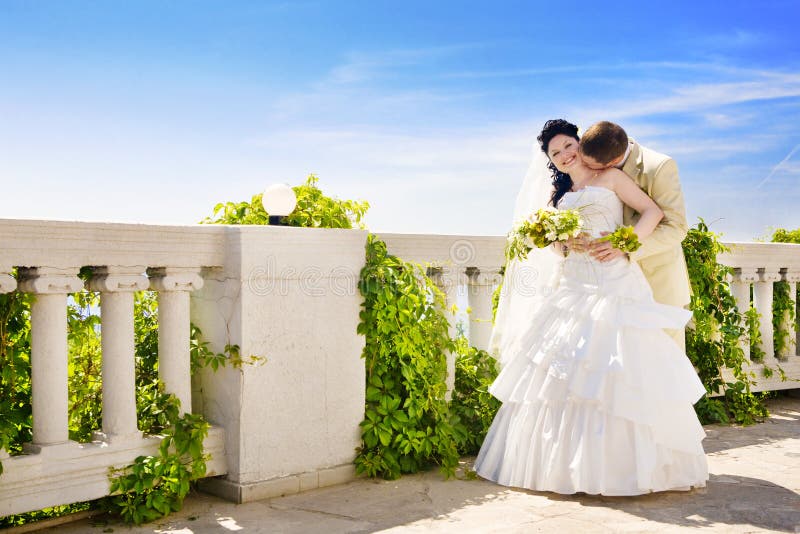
[39,396,800,533]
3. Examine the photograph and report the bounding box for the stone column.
[753,267,782,363]
[731,268,758,362]
[779,270,800,360]
[466,267,501,352]
[89,267,149,442]
[17,267,83,449]
[149,267,204,415]
[427,266,461,399]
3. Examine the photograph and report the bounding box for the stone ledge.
[199,463,357,503]
[720,359,800,394]
[0,426,226,517]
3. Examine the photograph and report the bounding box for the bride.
[474,119,708,495]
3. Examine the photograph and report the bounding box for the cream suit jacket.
[621,140,692,307]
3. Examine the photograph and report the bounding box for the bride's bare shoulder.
[599,168,634,189]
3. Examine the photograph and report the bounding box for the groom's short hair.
[580,121,628,166]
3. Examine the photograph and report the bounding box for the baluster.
[753,267,782,362]
[148,267,204,415]
[89,267,149,442]
[466,267,501,352]
[731,268,758,362]
[17,267,83,450]
[427,266,460,399]
[779,270,800,360]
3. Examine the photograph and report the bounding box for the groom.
[580,121,691,351]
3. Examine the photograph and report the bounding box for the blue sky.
[2,1,799,240]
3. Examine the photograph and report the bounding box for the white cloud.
[594,74,800,120]
[776,161,800,175]
[756,144,800,189]
[702,112,756,129]
[251,49,800,237]
[248,123,537,179]
[650,136,774,159]
[690,29,768,50]
[326,43,487,85]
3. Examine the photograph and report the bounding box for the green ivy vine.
[682,219,769,424]
[449,337,500,456]
[354,235,465,478]
[0,280,248,527]
[3,175,798,527]
[202,176,482,480]
[0,287,32,466]
[202,174,369,229]
[770,228,800,360]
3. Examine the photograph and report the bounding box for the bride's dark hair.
[537,119,579,207]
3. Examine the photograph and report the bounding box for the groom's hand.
[590,232,627,262]
[565,232,592,253]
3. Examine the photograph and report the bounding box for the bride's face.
[547,134,580,173]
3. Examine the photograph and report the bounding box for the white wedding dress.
[475,185,709,496]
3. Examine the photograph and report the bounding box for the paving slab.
[33,395,800,533]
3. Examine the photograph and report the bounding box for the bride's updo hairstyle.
[537,119,579,207]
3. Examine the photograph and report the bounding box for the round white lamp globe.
[262,183,297,217]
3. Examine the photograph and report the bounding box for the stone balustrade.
[0,219,366,516]
[0,221,228,517]
[718,242,800,392]
[0,222,798,518]
[378,234,504,398]
[380,234,800,395]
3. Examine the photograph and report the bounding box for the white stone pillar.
[17,267,83,448]
[88,267,149,442]
[731,268,758,362]
[753,267,781,363]
[466,267,501,352]
[149,267,204,415]
[779,270,800,360]
[427,266,461,399]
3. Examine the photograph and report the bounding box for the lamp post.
[262,184,298,226]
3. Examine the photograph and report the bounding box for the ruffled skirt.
[474,255,709,495]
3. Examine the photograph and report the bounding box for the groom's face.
[580,150,624,170]
[580,152,615,170]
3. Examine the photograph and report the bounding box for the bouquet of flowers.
[505,207,584,261]
[598,225,642,253]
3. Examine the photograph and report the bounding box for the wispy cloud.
[248,124,535,177]
[596,74,800,120]
[654,137,775,159]
[756,144,800,189]
[440,60,786,81]
[689,29,769,50]
[327,43,487,85]
[701,112,756,129]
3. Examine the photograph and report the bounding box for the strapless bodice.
[558,186,623,238]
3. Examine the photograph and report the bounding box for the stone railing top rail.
[379,234,800,271]
[717,241,800,271]
[0,218,364,270]
[2,219,799,272]
[377,233,506,268]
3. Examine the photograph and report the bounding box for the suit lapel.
[621,140,645,227]
[622,139,643,184]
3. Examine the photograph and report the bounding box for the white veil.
[488,145,562,367]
